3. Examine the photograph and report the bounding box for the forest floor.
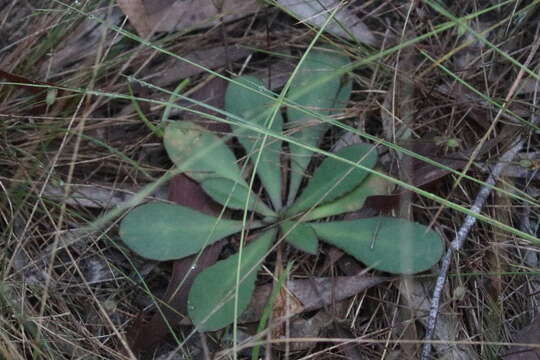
[1,1,540,359]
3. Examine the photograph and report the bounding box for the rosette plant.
[119,49,444,331]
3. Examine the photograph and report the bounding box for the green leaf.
[311,217,444,274]
[119,203,245,261]
[188,228,276,331]
[303,171,390,221]
[333,76,353,112]
[225,76,284,210]
[201,178,276,217]
[280,221,318,254]
[286,48,350,205]
[164,121,247,185]
[286,144,377,215]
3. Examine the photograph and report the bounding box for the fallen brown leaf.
[238,273,387,353]
[277,310,333,352]
[118,0,260,37]
[142,46,251,88]
[0,69,66,115]
[117,0,153,38]
[240,273,387,323]
[39,5,123,76]
[43,182,167,209]
[364,140,499,213]
[173,78,230,134]
[276,0,376,45]
[270,286,305,339]
[0,69,53,95]
[503,317,540,360]
[327,321,365,359]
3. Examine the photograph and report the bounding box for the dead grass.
[1,0,539,359]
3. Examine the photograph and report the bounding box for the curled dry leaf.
[503,317,540,360]
[142,46,251,88]
[276,0,376,45]
[117,0,153,37]
[277,311,333,353]
[270,286,305,339]
[43,183,167,209]
[164,78,231,133]
[40,6,123,75]
[237,273,386,353]
[118,0,260,37]
[0,70,66,115]
[240,273,386,323]
[403,280,477,360]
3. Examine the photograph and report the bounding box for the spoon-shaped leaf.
[286,48,350,205]
[188,228,276,331]
[119,203,246,261]
[334,76,352,111]
[164,121,247,185]
[286,144,377,215]
[311,217,444,274]
[200,178,276,217]
[303,171,391,221]
[225,76,284,210]
[280,221,318,254]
